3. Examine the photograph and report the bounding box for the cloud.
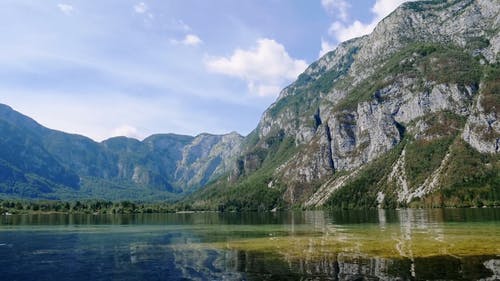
[321,0,350,21]
[170,34,202,46]
[319,38,337,58]
[372,0,409,19]
[325,0,410,43]
[134,2,148,14]
[57,4,74,15]
[183,34,202,45]
[111,125,140,139]
[328,20,377,42]
[205,38,308,97]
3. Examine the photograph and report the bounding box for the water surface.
[0,209,499,280]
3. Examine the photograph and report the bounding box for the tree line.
[0,199,189,215]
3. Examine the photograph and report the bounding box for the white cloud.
[372,0,409,19]
[134,2,148,14]
[328,20,377,42]
[170,34,203,46]
[205,38,308,97]
[183,34,202,45]
[111,125,140,139]
[319,38,337,57]
[325,0,410,43]
[321,0,350,21]
[57,4,74,15]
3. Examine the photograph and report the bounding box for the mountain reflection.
[0,210,499,280]
[212,209,499,280]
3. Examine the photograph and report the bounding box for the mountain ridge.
[0,0,499,209]
[0,103,243,200]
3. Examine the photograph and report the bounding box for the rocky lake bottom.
[0,208,499,280]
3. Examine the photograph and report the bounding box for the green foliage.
[405,137,453,187]
[324,141,406,210]
[267,89,318,119]
[421,48,482,85]
[79,177,180,202]
[466,36,490,51]
[480,63,500,115]
[404,112,464,187]
[243,128,261,149]
[416,111,466,137]
[438,140,500,207]
[0,199,178,215]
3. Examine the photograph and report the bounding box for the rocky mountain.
[1,0,498,208]
[188,0,499,210]
[0,103,243,200]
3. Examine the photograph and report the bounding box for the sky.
[0,0,410,141]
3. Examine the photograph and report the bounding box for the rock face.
[227,0,499,209]
[0,104,243,200]
[174,132,244,190]
[463,93,500,153]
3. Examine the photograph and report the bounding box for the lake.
[0,209,499,280]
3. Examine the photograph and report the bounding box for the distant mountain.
[0,104,243,200]
[187,0,500,210]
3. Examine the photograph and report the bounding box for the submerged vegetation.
[209,224,500,260]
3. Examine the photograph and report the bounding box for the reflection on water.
[0,209,499,280]
[283,209,499,280]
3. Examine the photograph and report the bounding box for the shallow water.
[0,209,499,280]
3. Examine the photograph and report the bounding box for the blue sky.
[0,0,409,141]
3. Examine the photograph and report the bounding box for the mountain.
[187,0,499,210]
[1,0,498,208]
[0,104,243,200]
